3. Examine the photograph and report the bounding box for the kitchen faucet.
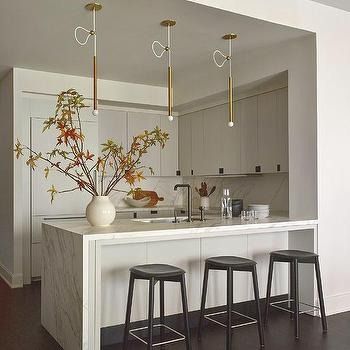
[174,184,192,222]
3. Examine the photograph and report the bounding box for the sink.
[132,217,188,224]
[133,216,213,224]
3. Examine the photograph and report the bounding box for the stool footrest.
[129,323,185,347]
[270,298,320,315]
[204,310,258,329]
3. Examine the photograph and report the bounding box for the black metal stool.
[123,263,191,350]
[264,250,327,339]
[198,256,264,350]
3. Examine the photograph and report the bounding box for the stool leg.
[148,277,155,350]
[293,260,300,340]
[315,257,328,333]
[160,280,165,348]
[198,263,209,340]
[180,274,192,350]
[264,256,274,325]
[123,273,135,350]
[289,262,295,319]
[252,266,265,348]
[226,267,233,350]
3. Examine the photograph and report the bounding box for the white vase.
[200,196,210,210]
[86,196,116,226]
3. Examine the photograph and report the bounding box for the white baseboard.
[325,292,350,315]
[0,261,23,288]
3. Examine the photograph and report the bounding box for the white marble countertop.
[43,213,318,243]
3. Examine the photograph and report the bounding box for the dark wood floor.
[1,277,350,350]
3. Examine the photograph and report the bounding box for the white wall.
[188,0,350,316]
[0,71,19,286]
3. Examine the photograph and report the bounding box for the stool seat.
[271,250,318,262]
[130,263,185,279]
[206,255,256,268]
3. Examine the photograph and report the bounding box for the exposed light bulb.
[168,115,174,121]
[228,121,234,127]
[92,109,99,117]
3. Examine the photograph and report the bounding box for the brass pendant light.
[74,3,102,116]
[213,33,238,127]
[152,19,176,121]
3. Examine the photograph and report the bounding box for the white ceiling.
[311,0,350,12]
[0,0,311,86]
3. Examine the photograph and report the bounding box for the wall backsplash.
[108,173,288,213]
[108,176,183,208]
[184,173,289,212]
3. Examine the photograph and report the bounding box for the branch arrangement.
[14,89,169,202]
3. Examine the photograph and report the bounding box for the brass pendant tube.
[93,55,97,113]
[228,76,234,126]
[168,66,173,118]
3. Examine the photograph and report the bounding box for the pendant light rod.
[213,33,237,127]
[152,19,176,121]
[74,3,102,117]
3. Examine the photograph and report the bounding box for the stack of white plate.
[248,204,270,219]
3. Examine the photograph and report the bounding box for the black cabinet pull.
[191,169,194,175]
[176,170,181,176]
[219,167,224,174]
[133,212,137,219]
[277,164,281,172]
[150,210,158,215]
[255,165,261,173]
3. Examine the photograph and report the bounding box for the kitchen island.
[41,214,318,350]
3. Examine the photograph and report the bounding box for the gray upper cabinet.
[240,96,258,173]
[219,103,241,175]
[257,88,288,173]
[178,87,288,176]
[178,113,192,176]
[128,112,161,176]
[276,88,289,172]
[190,110,205,176]
[202,107,220,175]
[257,91,278,173]
[203,103,241,175]
[98,109,127,177]
[99,109,179,177]
[160,116,178,176]
[98,109,127,152]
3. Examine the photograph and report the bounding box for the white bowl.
[124,197,151,208]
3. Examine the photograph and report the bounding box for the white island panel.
[147,239,201,314]
[201,235,248,307]
[100,243,148,327]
